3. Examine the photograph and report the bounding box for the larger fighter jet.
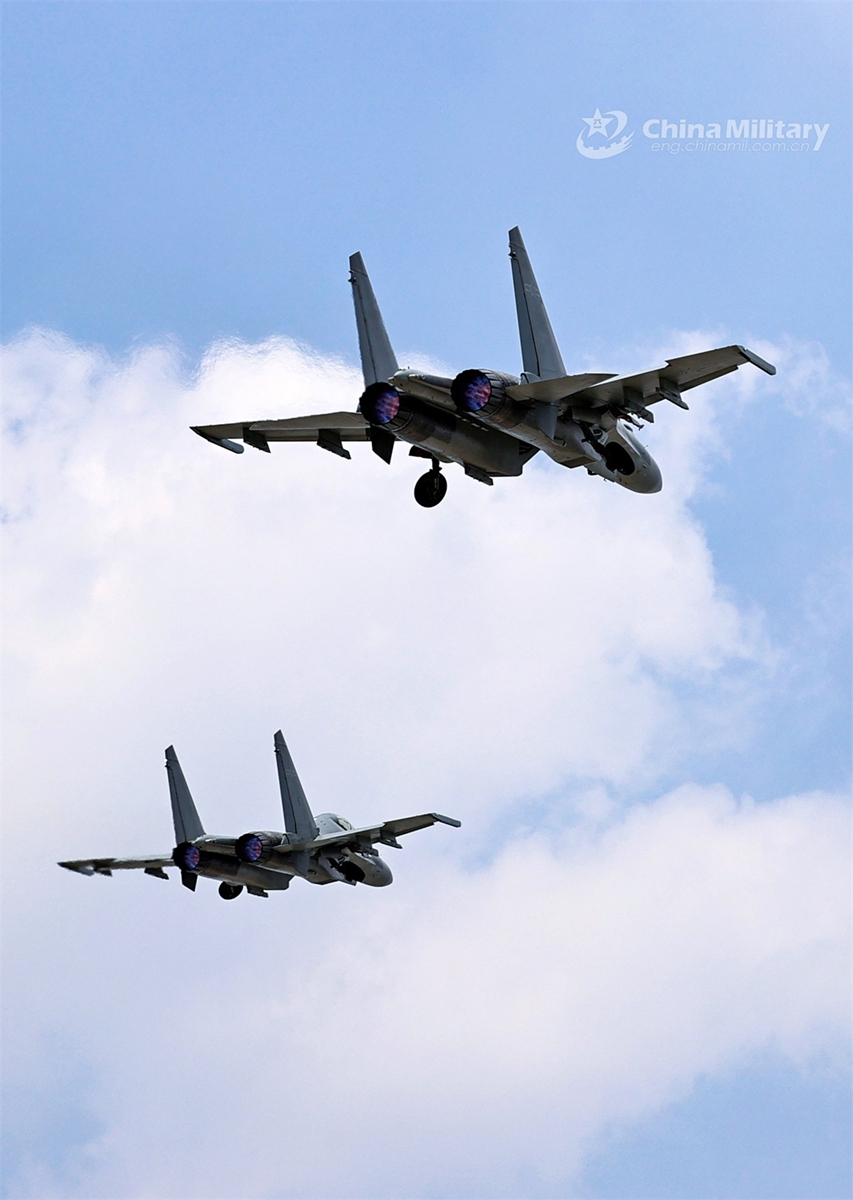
[59,732,460,900]
[192,228,776,507]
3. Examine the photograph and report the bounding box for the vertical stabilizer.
[349,252,398,386]
[165,746,205,843]
[274,731,319,842]
[508,227,566,381]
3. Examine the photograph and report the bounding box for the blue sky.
[3,2,850,363]
[2,3,850,1198]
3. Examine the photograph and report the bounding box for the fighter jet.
[191,227,776,507]
[59,731,461,899]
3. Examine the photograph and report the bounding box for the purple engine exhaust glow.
[235,832,282,864]
[359,382,401,424]
[173,842,201,870]
[451,370,492,412]
[236,833,263,862]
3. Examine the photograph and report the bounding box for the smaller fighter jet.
[59,732,460,899]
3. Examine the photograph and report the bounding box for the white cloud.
[1,328,763,822]
[760,335,852,434]
[2,329,848,1198]
[5,786,848,1199]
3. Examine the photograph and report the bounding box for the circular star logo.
[577,108,634,159]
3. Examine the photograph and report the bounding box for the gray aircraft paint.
[165,745,204,843]
[191,229,775,505]
[349,251,398,387]
[59,734,461,901]
[508,226,567,382]
[275,729,319,842]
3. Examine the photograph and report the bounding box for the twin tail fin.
[508,226,566,382]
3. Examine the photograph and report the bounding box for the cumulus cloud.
[761,335,852,434]
[1,328,763,818]
[2,329,848,1198]
[5,786,848,1199]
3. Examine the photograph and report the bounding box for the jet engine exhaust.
[235,831,282,864]
[451,369,492,412]
[450,369,525,431]
[359,382,401,424]
[173,842,201,871]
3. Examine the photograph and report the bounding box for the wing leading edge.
[270,811,462,855]
[509,344,775,411]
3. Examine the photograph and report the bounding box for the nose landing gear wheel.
[219,882,243,900]
[414,468,447,508]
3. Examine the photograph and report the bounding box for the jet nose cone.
[631,456,663,493]
[372,858,393,887]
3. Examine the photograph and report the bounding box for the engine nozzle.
[450,370,525,431]
[235,831,282,864]
[173,842,202,871]
[359,382,401,425]
[451,370,492,412]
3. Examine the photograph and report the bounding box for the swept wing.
[579,344,775,406]
[509,345,775,411]
[276,811,462,855]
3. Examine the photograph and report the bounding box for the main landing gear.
[218,882,243,900]
[413,461,448,508]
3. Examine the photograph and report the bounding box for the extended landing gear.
[414,463,447,508]
[219,882,243,900]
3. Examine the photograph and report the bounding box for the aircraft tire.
[218,882,243,900]
[414,470,447,508]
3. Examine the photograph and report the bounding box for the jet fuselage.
[381,368,663,493]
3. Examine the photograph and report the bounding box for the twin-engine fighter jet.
[59,732,461,900]
[192,227,776,507]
